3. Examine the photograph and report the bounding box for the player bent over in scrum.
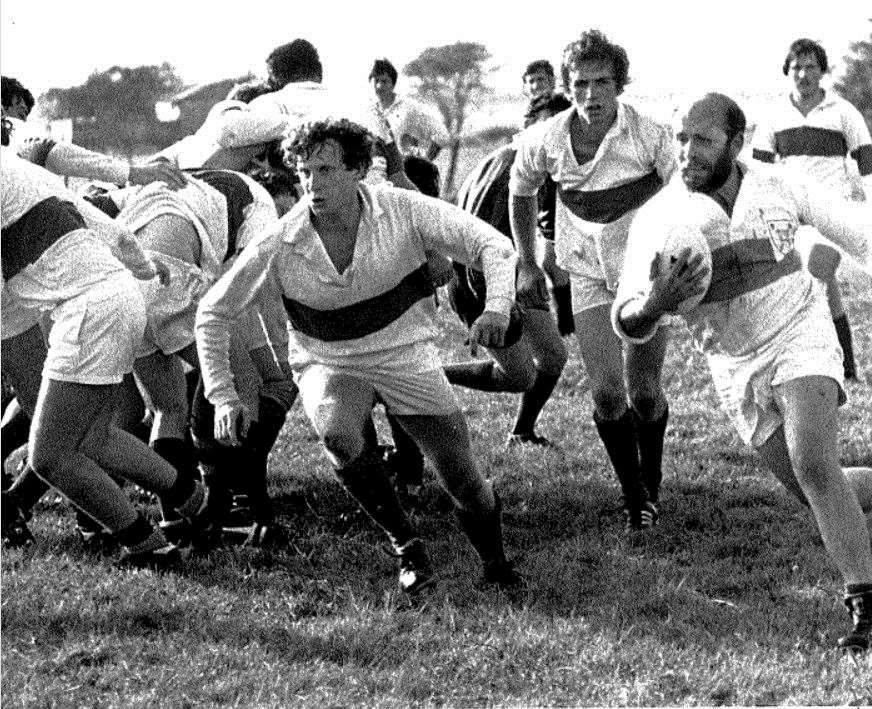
[1,144,207,566]
[613,93,872,653]
[197,118,522,592]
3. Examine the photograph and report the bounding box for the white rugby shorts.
[707,293,845,448]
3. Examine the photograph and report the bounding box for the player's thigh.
[573,304,625,393]
[1,325,47,417]
[488,337,536,390]
[772,375,840,475]
[134,350,188,415]
[521,307,567,373]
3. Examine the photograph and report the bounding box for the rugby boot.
[455,490,522,587]
[393,537,435,594]
[837,585,872,653]
[115,514,182,570]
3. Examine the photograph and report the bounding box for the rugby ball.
[653,223,713,314]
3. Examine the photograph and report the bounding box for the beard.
[681,148,733,193]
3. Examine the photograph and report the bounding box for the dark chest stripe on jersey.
[189,169,254,260]
[281,263,434,341]
[851,144,872,176]
[1,197,87,280]
[701,239,802,304]
[558,170,662,224]
[751,148,777,164]
[774,126,848,158]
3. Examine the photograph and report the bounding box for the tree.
[404,42,494,195]
[39,63,185,156]
[833,22,872,132]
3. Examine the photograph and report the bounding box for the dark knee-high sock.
[362,415,380,452]
[334,450,415,550]
[444,360,515,392]
[190,378,233,522]
[242,395,289,523]
[386,414,425,487]
[833,314,857,380]
[512,370,561,435]
[152,437,196,519]
[593,409,647,506]
[633,406,669,504]
[551,284,575,336]
[454,488,510,569]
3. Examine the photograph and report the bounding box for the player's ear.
[728,130,744,159]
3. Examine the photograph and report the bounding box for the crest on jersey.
[757,208,797,260]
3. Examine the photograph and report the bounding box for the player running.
[613,92,872,653]
[510,30,676,529]
[196,118,522,593]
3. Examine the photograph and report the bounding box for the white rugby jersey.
[214,82,393,148]
[374,95,450,153]
[1,148,130,336]
[612,162,871,357]
[752,91,872,200]
[510,102,676,288]
[196,183,517,407]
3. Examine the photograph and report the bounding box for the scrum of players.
[2,31,872,652]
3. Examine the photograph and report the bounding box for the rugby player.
[448,93,572,446]
[196,118,522,592]
[521,60,557,102]
[1,135,208,565]
[510,30,676,528]
[368,58,450,161]
[752,38,872,381]
[613,92,872,653]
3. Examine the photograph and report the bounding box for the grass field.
[3,275,872,706]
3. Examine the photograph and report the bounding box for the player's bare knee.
[628,387,665,421]
[591,386,626,420]
[321,427,365,466]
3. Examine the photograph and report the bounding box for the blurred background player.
[369,58,450,162]
[448,93,571,447]
[752,38,872,382]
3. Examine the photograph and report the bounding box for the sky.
[1,0,869,112]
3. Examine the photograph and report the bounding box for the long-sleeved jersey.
[196,183,517,406]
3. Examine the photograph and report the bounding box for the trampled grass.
[2,284,871,707]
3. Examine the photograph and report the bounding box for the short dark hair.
[782,38,828,75]
[369,59,398,86]
[226,80,273,104]
[523,92,572,127]
[523,60,554,80]
[1,76,35,114]
[266,39,322,87]
[561,30,630,93]
[283,118,374,173]
[403,155,440,198]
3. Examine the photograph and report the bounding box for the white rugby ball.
[653,223,713,314]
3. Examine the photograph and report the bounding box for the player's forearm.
[510,194,539,265]
[480,244,517,319]
[23,139,130,185]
